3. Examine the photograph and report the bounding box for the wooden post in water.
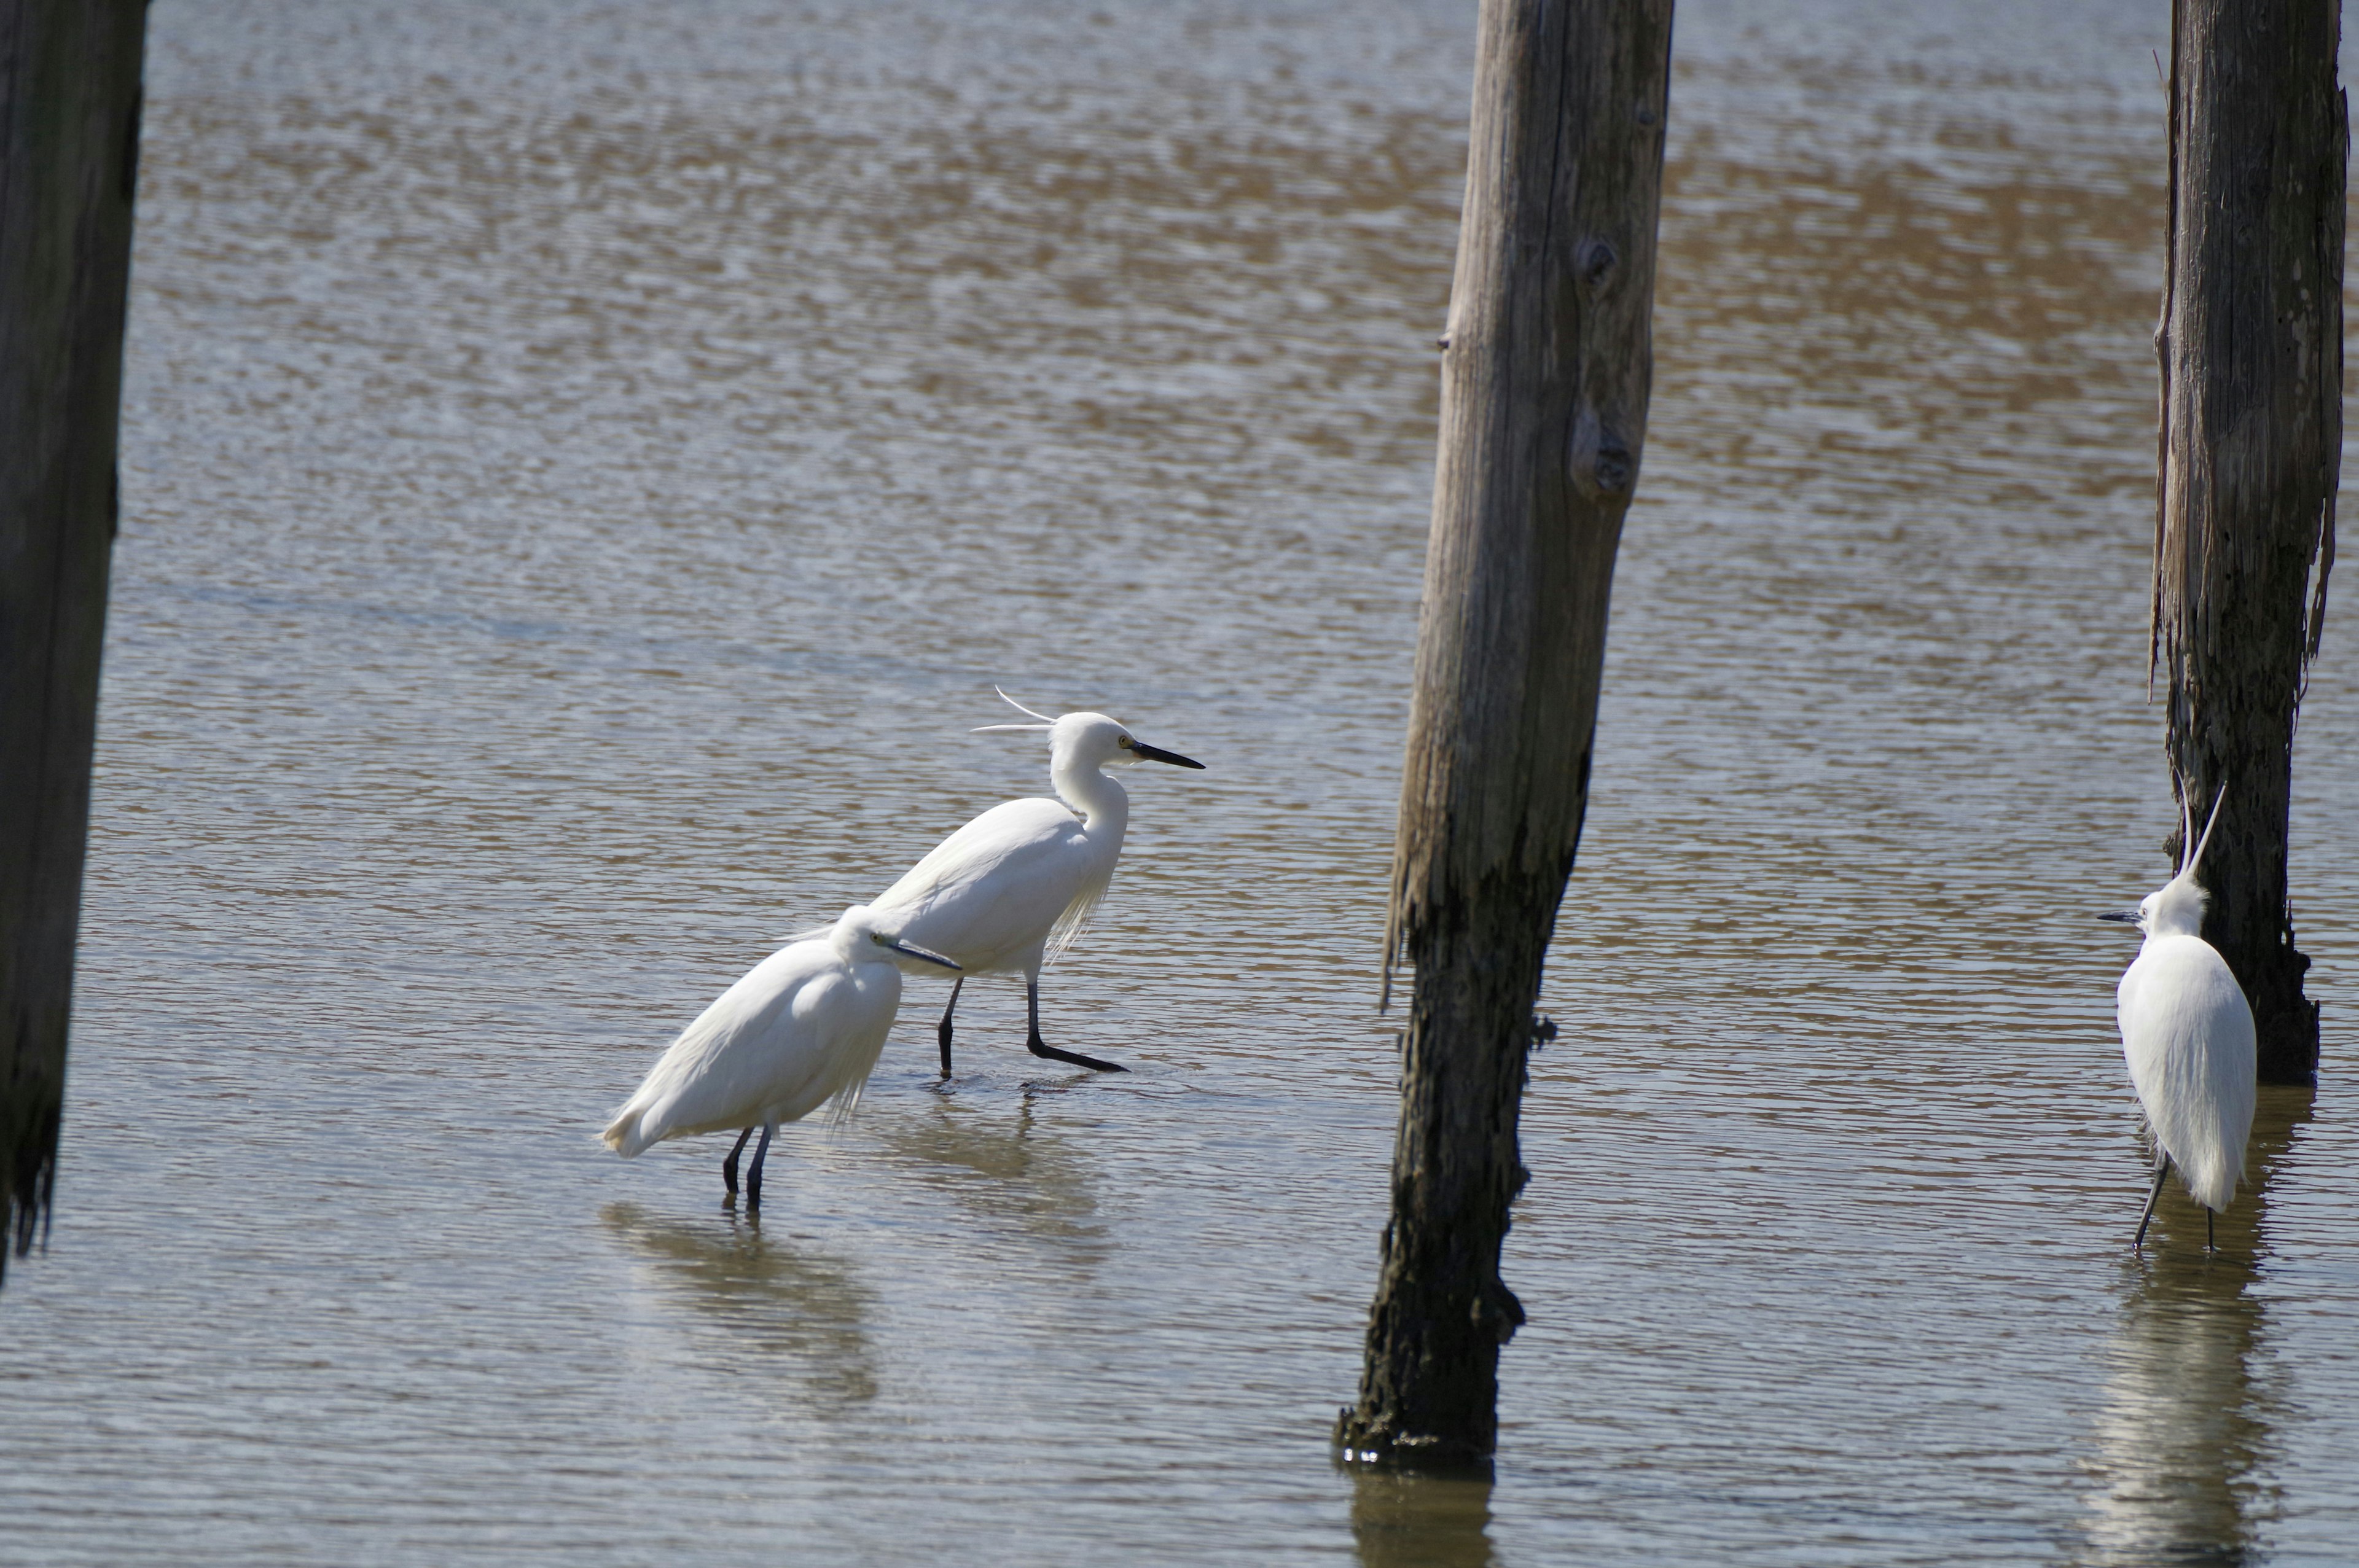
[1337,0,1672,1467]
[0,0,149,1280]
[2151,0,2342,1085]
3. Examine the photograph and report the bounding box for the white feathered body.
[2116,932,2256,1212]
[602,934,903,1159]
[869,791,1122,978]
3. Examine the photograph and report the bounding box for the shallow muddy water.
[6,0,2357,1562]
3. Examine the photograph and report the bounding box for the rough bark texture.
[0,0,147,1280]
[1338,0,1672,1467]
[2153,0,2342,1086]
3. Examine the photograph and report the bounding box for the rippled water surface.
[7,1,2358,1562]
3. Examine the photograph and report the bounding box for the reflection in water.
[875,1092,1109,1263]
[2079,1088,2314,1567]
[603,1202,879,1413]
[1347,1463,1499,1568]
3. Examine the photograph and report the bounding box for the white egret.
[869,690,1205,1075]
[2102,784,2256,1252]
[602,905,961,1209]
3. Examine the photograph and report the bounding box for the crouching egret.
[869,690,1204,1076]
[2101,784,2256,1252]
[602,905,960,1210]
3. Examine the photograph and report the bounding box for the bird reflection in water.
[601,1202,880,1412]
[1345,1462,1499,1568]
[876,1090,1110,1263]
[2078,1085,2312,1567]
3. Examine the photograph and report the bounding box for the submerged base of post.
[1339,908,1541,1471]
[1334,1395,1510,1473]
[1335,1186,1530,1469]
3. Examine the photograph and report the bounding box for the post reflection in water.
[2078,1086,2314,1567]
[601,1202,880,1413]
[1346,1464,1500,1568]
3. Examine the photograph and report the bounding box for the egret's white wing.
[870,797,1109,973]
[2117,934,2256,1211]
[606,940,898,1152]
[625,943,829,1144]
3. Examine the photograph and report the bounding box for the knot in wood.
[1578,238,1618,290]
[1593,437,1634,496]
[1568,407,1637,499]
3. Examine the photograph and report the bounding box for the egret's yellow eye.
[1117,735,1133,747]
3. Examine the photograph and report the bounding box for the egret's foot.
[1018,977,1125,1071]
[1028,1037,1128,1073]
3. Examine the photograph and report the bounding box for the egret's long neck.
[1052,753,1129,837]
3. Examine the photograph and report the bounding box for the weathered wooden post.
[1337,0,1672,1465]
[1,0,149,1280]
[2151,0,2343,1085]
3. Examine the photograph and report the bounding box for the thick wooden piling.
[0,0,149,1280]
[2151,0,2343,1085]
[1337,0,1673,1466]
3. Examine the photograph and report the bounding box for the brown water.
[7,0,2358,1562]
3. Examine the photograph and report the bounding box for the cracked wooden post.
[1,0,149,1281]
[2152,0,2343,1085]
[1337,0,1672,1467]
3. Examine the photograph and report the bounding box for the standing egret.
[602,905,960,1210]
[2102,784,2256,1252]
[869,690,1205,1075]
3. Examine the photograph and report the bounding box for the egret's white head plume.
[2107,774,2229,938]
[2175,774,2229,884]
[972,685,1057,735]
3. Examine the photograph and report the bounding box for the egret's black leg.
[937,975,965,1077]
[1024,977,1126,1072]
[746,1122,775,1213]
[2133,1150,2170,1250]
[722,1126,755,1198]
[2207,1206,2215,1253]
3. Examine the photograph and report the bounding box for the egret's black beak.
[886,937,962,971]
[2097,910,2141,926]
[1129,741,1205,770]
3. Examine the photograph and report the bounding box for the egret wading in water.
[601,905,960,1210]
[2102,784,2256,1252]
[869,690,1205,1075]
